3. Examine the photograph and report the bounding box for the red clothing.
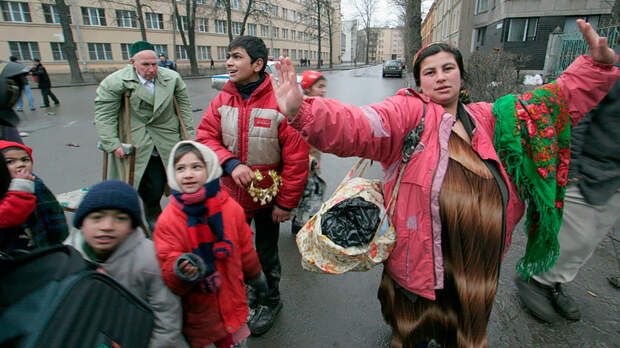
[0,190,35,228]
[290,55,619,300]
[154,189,261,347]
[196,74,309,214]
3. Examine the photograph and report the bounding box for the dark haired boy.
[196,36,309,335]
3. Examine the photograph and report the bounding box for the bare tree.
[465,49,530,102]
[390,0,421,71]
[99,0,154,41]
[325,1,336,68]
[354,0,377,64]
[53,0,83,82]
[172,0,199,75]
[212,0,272,43]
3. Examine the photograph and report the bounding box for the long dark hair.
[413,43,466,88]
[0,152,10,198]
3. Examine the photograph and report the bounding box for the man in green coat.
[94,41,195,230]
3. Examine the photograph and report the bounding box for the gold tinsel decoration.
[247,169,283,205]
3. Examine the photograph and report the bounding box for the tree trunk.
[225,0,233,42]
[404,0,422,71]
[173,0,199,75]
[327,4,333,68]
[239,0,254,36]
[317,1,322,68]
[135,0,147,41]
[54,0,83,82]
[365,27,370,64]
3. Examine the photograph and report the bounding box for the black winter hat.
[73,180,142,228]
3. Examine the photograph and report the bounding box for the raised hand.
[272,56,304,119]
[578,19,616,65]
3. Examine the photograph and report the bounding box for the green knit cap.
[129,41,155,57]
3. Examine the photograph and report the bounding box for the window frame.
[247,23,257,36]
[145,12,163,30]
[215,19,227,34]
[1,1,31,23]
[198,17,208,32]
[197,45,211,60]
[506,17,538,42]
[115,9,136,28]
[81,7,106,26]
[232,21,242,35]
[9,41,40,61]
[153,44,168,57]
[50,42,66,60]
[176,45,188,60]
[87,42,113,61]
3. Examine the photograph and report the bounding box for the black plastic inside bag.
[321,197,380,248]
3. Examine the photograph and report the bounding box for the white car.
[210,61,302,90]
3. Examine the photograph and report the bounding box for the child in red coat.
[154,140,267,348]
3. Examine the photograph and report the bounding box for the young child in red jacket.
[154,140,268,348]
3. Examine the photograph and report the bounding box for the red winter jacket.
[196,74,309,214]
[0,184,35,227]
[154,190,262,347]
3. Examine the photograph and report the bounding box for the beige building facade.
[376,27,404,62]
[1,0,341,74]
[421,1,436,46]
[428,0,475,58]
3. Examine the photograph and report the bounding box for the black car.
[382,60,403,78]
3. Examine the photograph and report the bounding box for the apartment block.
[0,0,342,74]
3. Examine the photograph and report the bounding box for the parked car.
[382,60,404,78]
[211,61,302,90]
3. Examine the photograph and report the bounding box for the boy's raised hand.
[578,19,617,65]
[272,56,303,119]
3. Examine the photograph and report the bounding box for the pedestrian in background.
[272,20,618,347]
[31,58,59,108]
[9,56,35,111]
[210,57,215,71]
[94,40,195,231]
[0,59,31,142]
[158,54,176,71]
[196,35,309,336]
[154,141,268,348]
[515,46,620,323]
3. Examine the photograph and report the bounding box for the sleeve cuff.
[274,202,293,212]
[8,178,35,193]
[174,253,206,282]
[222,158,243,175]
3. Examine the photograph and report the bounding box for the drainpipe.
[70,0,87,71]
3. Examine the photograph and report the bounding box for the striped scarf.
[493,81,571,278]
[171,178,233,293]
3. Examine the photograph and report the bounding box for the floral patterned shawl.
[493,82,572,278]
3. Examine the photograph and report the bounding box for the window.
[260,24,268,37]
[197,0,205,4]
[215,19,226,33]
[272,27,279,39]
[564,16,599,33]
[270,5,278,17]
[291,30,296,40]
[231,0,240,10]
[232,21,242,35]
[120,43,131,60]
[42,3,69,24]
[88,43,112,60]
[282,8,287,19]
[1,1,31,22]
[506,17,538,42]
[198,18,208,32]
[81,7,105,26]
[9,41,39,60]
[176,45,188,60]
[177,15,189,31]
[297,31,303,41]
[247,23,256,36]
[290,10,295,21]
[475,27,486,46]
[291,49,296,59]
[145,12,163,29]
[282,28,288,39]
[476,0,488,14]
[153,44,168,57]
[273,48,280,57]
[197,45,211,60]
[49,42,65,60]
[217,46,227,60]
[116,10,136,28]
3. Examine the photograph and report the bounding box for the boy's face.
[226,47,263,85]
[3,149,33,178]
[81,209,133,257]
[306,79,327,97]
[175,152,208,194]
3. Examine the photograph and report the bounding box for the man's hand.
[272,205,291,223]
[272,56,304,120]
[113,146,126,158]
[578,19,617,65]
[231,164,255,188]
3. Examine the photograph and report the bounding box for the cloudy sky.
[340,0,434,27]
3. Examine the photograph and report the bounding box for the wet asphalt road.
[16,65,619,347]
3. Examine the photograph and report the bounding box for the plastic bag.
[321,197,380,248]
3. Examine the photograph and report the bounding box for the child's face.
[175,152,208,194]
[3,149,32,178]
[306,79,327,97]
[81,209,133,257]
[226,47,263,85]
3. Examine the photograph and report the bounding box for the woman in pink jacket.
[272,20,619,348]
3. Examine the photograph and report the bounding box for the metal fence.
[546,25,619,79]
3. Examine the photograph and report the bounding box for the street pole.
[70,0,87,71]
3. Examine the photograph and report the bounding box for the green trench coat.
[94,65,195,189]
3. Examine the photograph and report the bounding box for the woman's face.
[418,51,462,109]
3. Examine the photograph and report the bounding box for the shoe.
[248,301,282,336]
[549,282,580,320]
[514,276,560,323]
[16,109,23,112]
[41,105,50,108]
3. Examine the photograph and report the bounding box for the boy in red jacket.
[154,141,268,348]
[196,36,309,335]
